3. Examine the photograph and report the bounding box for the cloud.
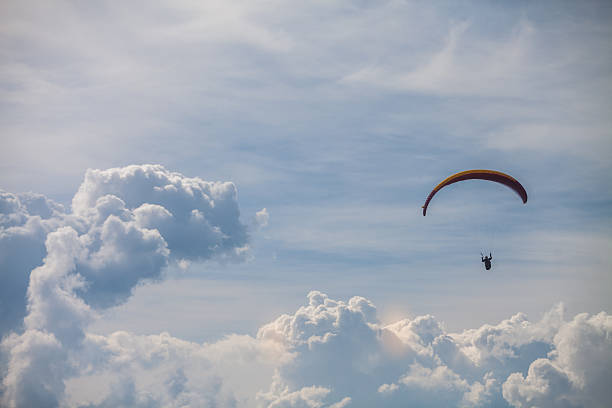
[2,271,611,408]
[0,164,250,336]
[58,330,288,408]
[341,20,536,97]
[502,312,612,408]
[254,208,270,229]
[1,167,611,408]
[1,225,93,408]
[378,363,496,407]
[0,190,66,335]
[72,164,249,262]
[0,164,254,406]
[257,376,351,408]
[2,0,610,204]
[254,292,609,408]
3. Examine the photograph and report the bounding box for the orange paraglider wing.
[422,170,527,216]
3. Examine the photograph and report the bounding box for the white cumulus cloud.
[0,164,255,407]
[1,166,611,408]
[503,312,612,408]
[1,283,611,407]
[0,164,250,336]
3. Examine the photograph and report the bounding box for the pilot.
[481,253,492,270]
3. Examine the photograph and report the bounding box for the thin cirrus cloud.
[1,0,611,202]
[341,21,535,97]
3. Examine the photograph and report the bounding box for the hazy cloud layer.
[2,0,610,198]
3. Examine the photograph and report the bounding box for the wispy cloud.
[342,20,536,97]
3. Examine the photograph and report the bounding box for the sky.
[1,1,611,407]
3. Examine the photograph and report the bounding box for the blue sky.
[1,1,611,407]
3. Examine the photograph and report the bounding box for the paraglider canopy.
[422,169,527,216]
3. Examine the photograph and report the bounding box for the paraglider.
[422,169,527,216]
[422,169,528,270]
